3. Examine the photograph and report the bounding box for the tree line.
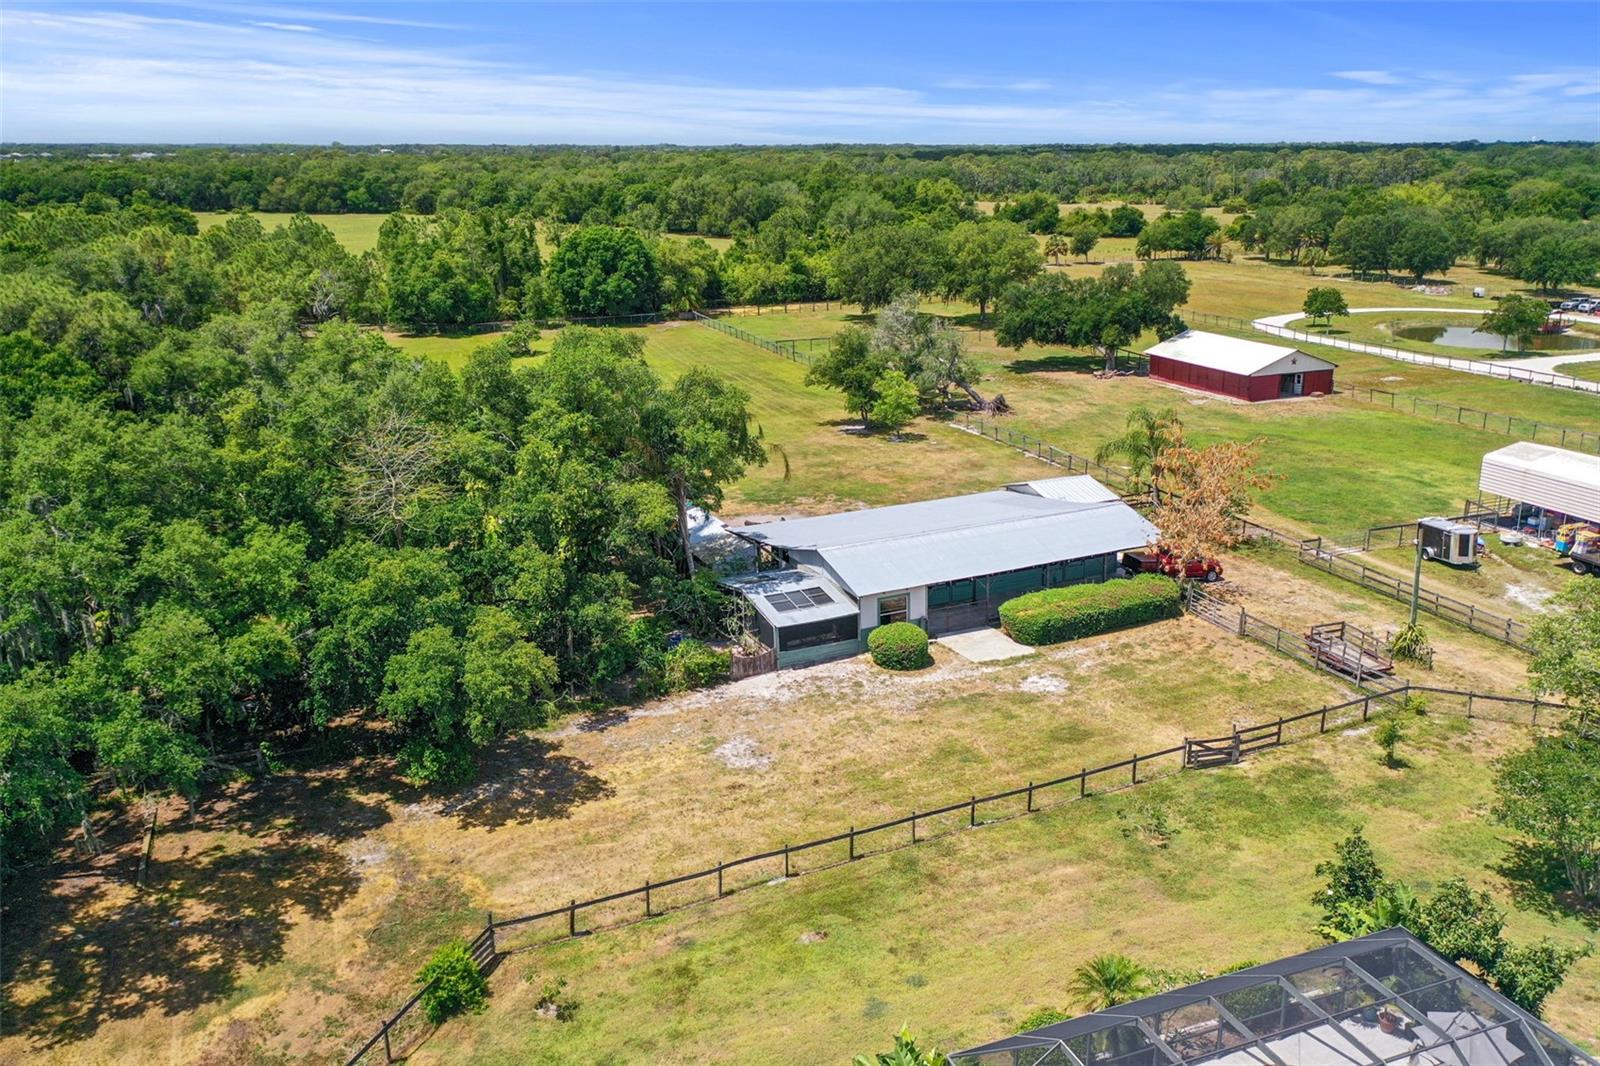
[6,143,1598,222]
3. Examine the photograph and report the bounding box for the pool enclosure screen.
[952,929,1594,1066]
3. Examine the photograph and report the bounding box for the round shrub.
[868,621,931,670]
[417,940,489,1024]
[664,638,731,692]
[999,574,1181,646]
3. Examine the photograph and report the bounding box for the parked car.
[1122,548,1224,582]
[1559,299,1581,310]
[1579,301,1599,313]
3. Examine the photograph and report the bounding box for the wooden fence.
[1184,585,1402,689]
[341,676,1565,1063]
[1298,538,1531,649]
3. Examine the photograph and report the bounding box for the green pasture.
[427,714,1600,1063]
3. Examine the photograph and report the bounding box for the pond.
[1391,322,1599,352]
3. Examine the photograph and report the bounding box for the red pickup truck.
[1122,548,1224,582]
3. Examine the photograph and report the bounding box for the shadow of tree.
[1008,351,1106,374]
[1,755,397,1046]
[1494,839,1600,930]
[2,830,360,1047]
[436,735,612,830]
[2,728,610,1045]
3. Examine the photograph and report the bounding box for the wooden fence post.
[1131,754,1139,784]
[1026,781,1034,812]
[383,1024,393,1063]
[910,810,917,844]
[569,899,578,936]
[849,827,856,861]
[717,865,724,896]
[1080,768,1087,797]
[783,843,791,878]
[644,881,652,917]
[969,796,977,827]
[486,912,496,955]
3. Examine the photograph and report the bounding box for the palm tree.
[1045,233,1069,266]
[1067,953,1153,1011]
[1095,406,1184,500]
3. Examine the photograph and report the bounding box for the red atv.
[1122,548,1224,583]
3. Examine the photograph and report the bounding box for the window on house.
[878,593,909,626]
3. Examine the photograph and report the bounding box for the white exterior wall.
[857,587,929,630]
[857,593,878,630]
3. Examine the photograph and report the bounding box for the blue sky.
[3,1,1597,144]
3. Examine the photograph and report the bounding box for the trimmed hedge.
[998,574,1181,646]
[868,621,932,670]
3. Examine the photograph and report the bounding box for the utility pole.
[1409,526,1424,626]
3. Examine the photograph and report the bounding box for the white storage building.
[1479,442,1600,526]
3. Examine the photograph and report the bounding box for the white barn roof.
[1146,330,1336,377]
[1479,442,1600,523]
[734,480,1158,597]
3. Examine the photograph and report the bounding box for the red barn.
[1145,330,1336,402]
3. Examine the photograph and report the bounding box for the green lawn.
[379,328,529,370]
[425,713,1600,1063]
[1555,360,1600,383]
[192,210,392,254]
[640,323,1044,515]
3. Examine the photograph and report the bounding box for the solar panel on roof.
[764,587,831,613]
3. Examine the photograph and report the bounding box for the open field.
[379,328,521,368]
[192,210,392,254]
[192,210,731,260]
[420,714,1599,1063]
[4,617,1371,1065]
[640,323,1046,516]
[717,308,1541,533]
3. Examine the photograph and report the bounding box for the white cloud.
[936,77,1053,92]
[1331,70,1404,85]
[1,7,1596,144]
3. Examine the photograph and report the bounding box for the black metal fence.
[1341,386,1600,454]
[951,412,1137,493]
[691,310,818,367]
[1298,538,1532,649]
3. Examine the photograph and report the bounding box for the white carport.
[1479,442,1600,525]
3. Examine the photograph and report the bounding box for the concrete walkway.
[936,627,1035,663]
[1250,308,1600,394]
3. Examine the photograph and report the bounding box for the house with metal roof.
[724,476,1158,665]
[1146,330,1336,401]
[952,927,1595,1066]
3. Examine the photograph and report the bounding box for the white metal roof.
[735,481,1158,596]
[1479,442,1600,523]
[720,567,858,628]
[1146,329,1336,377]
[1004,475,1123,503]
